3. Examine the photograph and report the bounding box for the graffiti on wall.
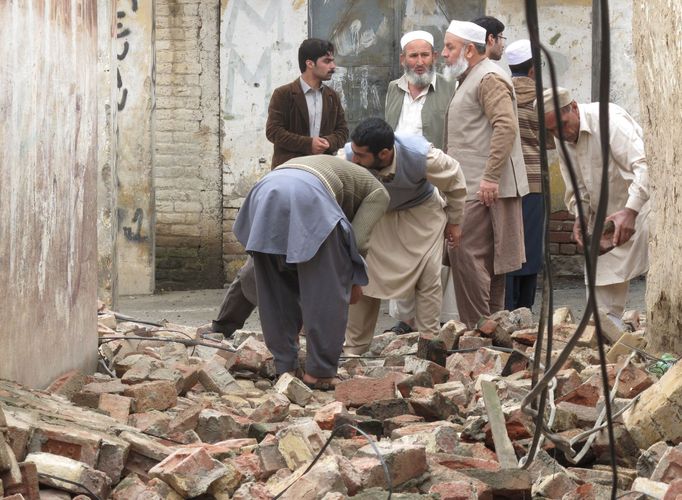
[116,0,138,111]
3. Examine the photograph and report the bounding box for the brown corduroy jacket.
[265,78,348,168]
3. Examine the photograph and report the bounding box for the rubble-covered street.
[1,303,681,500]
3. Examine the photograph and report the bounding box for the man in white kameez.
[343,118,467,355]
[542,87,650,326]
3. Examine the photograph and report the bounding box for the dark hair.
[351,118,395,155]
[298,38,334,73]
[509,59,533,75]
[471,16,505,41]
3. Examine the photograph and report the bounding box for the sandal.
[302,376,344,391]
[384,320,414,335]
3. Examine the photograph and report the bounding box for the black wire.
[98,336,237,353]
[272,424,392,499]
[522,0,554,470]
[38,472,103,500]
[111,312,164,327]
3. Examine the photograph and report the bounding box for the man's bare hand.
[444,223,462,249]
[606,208,638,246]
[311,136,330,154]
[477,179,499,207]
[350,284,363,305]
[572,217,585,250]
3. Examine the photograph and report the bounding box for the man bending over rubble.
[343,118,467,355]
[233,155,388,389]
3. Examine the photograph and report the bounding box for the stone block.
[607,331,646,363]
[625,361,682,448]
[274,373,313,407]
[396,372,433,398]
[408,386,459,420]
[393,423,459,454]
[403,356,450,384]
[457,468,531,499]
[277,420,327,470]
[270,455,347,499]
[28,422,101,468]
[123,380,177,413]
[167,404,203,433]
[97,393,132,424]
[434,380,471,407]
[249,393,290,423]
[257,435,287,478]
[96,436,130,484]
[314,402,347,431]
[352,442,427,488]
[531,472,578,499]
[631,477,671,499]
[637,442,671,478]
[383,414,425,436]
[149,447,228,498]
[196,409,251,443]
[198,362,242,395]
[664,479,682,500]
[651,445,682,483]
[45,371,87,400]
[0,462,39,500]
[357,399,413,420]
[25,452,110,499]
[334,375,399,407]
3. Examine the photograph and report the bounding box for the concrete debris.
[0,307,676,498]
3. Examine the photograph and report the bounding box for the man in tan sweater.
[441,20,529,328]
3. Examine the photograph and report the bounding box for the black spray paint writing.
[116,0,138,111]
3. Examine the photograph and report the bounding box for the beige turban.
[538,87,573,114]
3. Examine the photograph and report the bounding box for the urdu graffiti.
[116,0,138,111]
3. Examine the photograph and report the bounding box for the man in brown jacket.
[266,38,348,167]
[201,38,349,338]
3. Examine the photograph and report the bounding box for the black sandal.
[385,320,414,335]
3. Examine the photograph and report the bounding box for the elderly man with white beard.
[441,20,529,328]
[383,30,459,334]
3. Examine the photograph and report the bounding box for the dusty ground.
[119,276,646,331]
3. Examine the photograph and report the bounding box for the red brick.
[651,446,682,483]
[45,371,87,400]
[334,375,398,407]
[434,454,500,471]
[560,243,577,255]
[550,231,573,243]
[123,380,178,413]
[98,394,132,424]
[664,478,682,500]
[149,447,228,498]
[314,401,347,431]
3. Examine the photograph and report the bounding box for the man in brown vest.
[441,20,529,328]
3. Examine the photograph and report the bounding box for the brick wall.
[154,0,223,290]
[549,210,584,276]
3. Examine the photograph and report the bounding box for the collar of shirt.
[396,73,436,99]
[299,77,322,94]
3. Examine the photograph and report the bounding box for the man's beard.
[443,48,468,80]
[404,65,434,88]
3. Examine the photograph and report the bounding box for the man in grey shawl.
[233,155,389,389]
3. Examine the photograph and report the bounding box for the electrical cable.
[98,336,237,353]
[520,2,619,495]
[38,472,103,500]
[272,423,392,499]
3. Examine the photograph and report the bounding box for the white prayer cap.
[446,20,486,45]
[539,87,573,113]
[400,30,434,50]
[506,39,532,65]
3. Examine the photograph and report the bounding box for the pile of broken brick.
[1,303,681,500]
